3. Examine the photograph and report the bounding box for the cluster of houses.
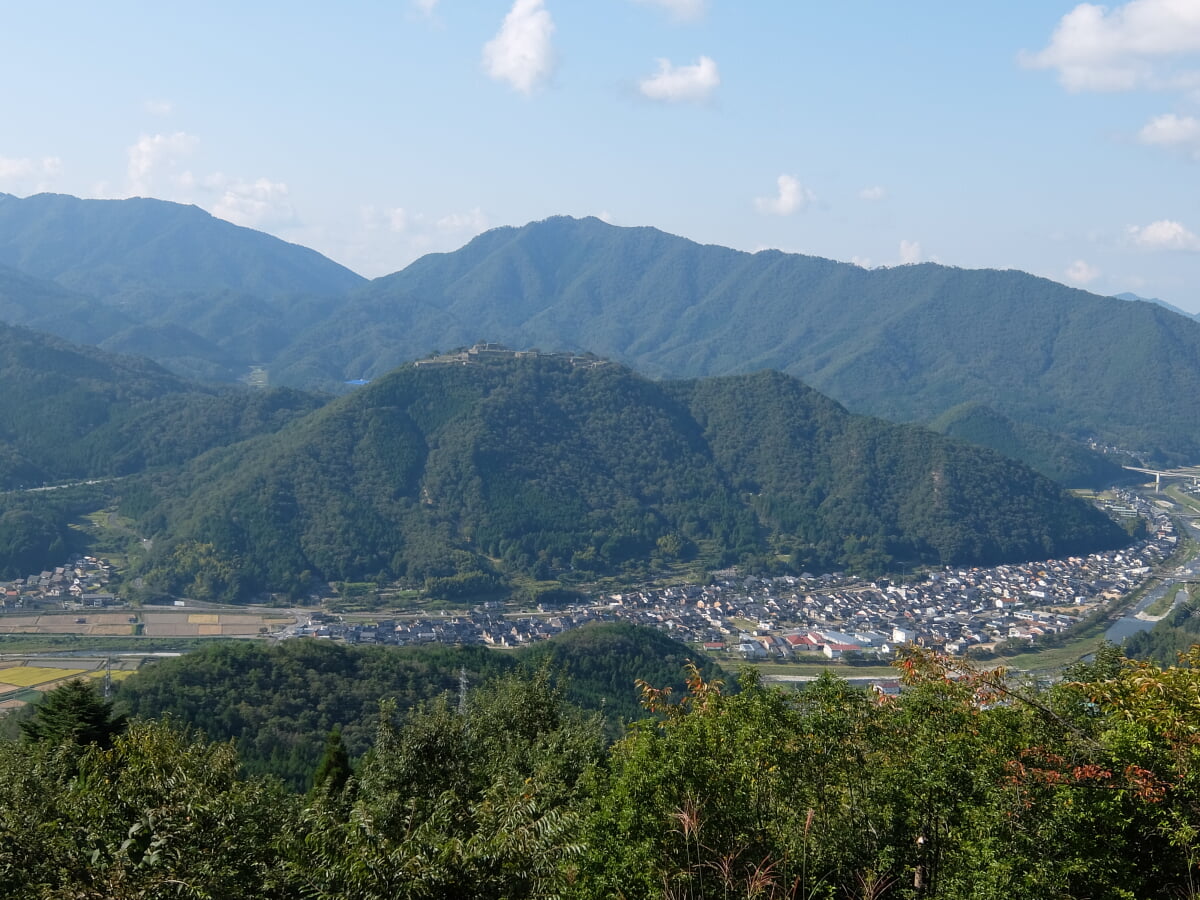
[0,556,119,610]
[294,495,1175,660]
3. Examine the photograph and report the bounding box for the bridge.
[1123,465,1200,491]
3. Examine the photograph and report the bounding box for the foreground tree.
[0,719,294,899]
[20,677,127,748]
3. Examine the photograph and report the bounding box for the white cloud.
[899,239,923,264]
[1023,0,1200,92]
[1128,218,1200,250]
[639,56,719,102]
[482,0,556,95]
[858,185,886,201]
[127,132,198,194]
[632,0,706,22]
[0,158,34,179]
[1138,112,1200,156]
[753,175,814,216]
[413,0,440,13]
[1065,259,1101,283]
[143,99,173,116]
[0,155,63,191]
[436,207,488,232]
[209,177,297,228]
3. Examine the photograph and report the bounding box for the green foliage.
[0,192,364,382]
[113,625,720,788]
[7,649,1200,896]
[20,678,128,749]
[0,718,293,899]
[133,358,1126,600]
[1123,596,1200,665]
[311,726,353,797]
[114,639,516,790]
[930,401,1132,488]
[288,667,604,900]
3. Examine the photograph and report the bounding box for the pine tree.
[311,726,352,795]
[20,678,128,749]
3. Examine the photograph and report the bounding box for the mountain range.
[127,355,1126,603]
[0,194,1195,476]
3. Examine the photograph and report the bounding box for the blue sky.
[3,0,1200,310]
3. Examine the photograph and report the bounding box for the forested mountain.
[1114,290,1198,320]
[929,402,1130,488]
[2,198,1196,472]
[0,323,326,576]
[270,216,1200,464]
[0,322,322,489]
[129,356,1127,603]
[112,623,719,788]
[0,193,364,380]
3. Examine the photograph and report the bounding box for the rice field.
[0,666,87,687]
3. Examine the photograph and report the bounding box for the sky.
[3,0,1200,310]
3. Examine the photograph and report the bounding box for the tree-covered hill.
[3,199,1197,470]
[112,624,722,788]
[129,356,1127,602]
[0,323,327,576]
[0,322,323,489]
[272,215,1200,464]
[0,192,363,304]
[929,402,1131,488]
[0,193,364,380]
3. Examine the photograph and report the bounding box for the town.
[293,491,1176,662]
[0,491,1178,665]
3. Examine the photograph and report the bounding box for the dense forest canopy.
[111,624,722,788]
[7,639,1200,898]
[125,357,1127,603]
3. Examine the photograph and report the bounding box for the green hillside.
[929,402,1131,488]
[112,623,722,788]
[130,356,1127,603]
[0,193,364,380]
[274,216,1200,463]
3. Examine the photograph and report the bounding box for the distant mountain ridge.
[1112,291,1198,321]
[269,215,1200,463]
[0,193,364,381]
[1,198,1199,469]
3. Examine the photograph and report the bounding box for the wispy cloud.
[899,239,923,264]
[1022,0,1200,92]
[207,175,297,228]
[1065,259,1101,283]
[639,55,719,102]
[127,132,197,195]
[143,99,173,116]
[1138,112,1200,157]
[1128,219,1200,250]
[413,0,440,14]
[0,156,60,182]
[754,174,814,216]
[858,185,886,201]
[482,0,556,95]
[632,0,706,22]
